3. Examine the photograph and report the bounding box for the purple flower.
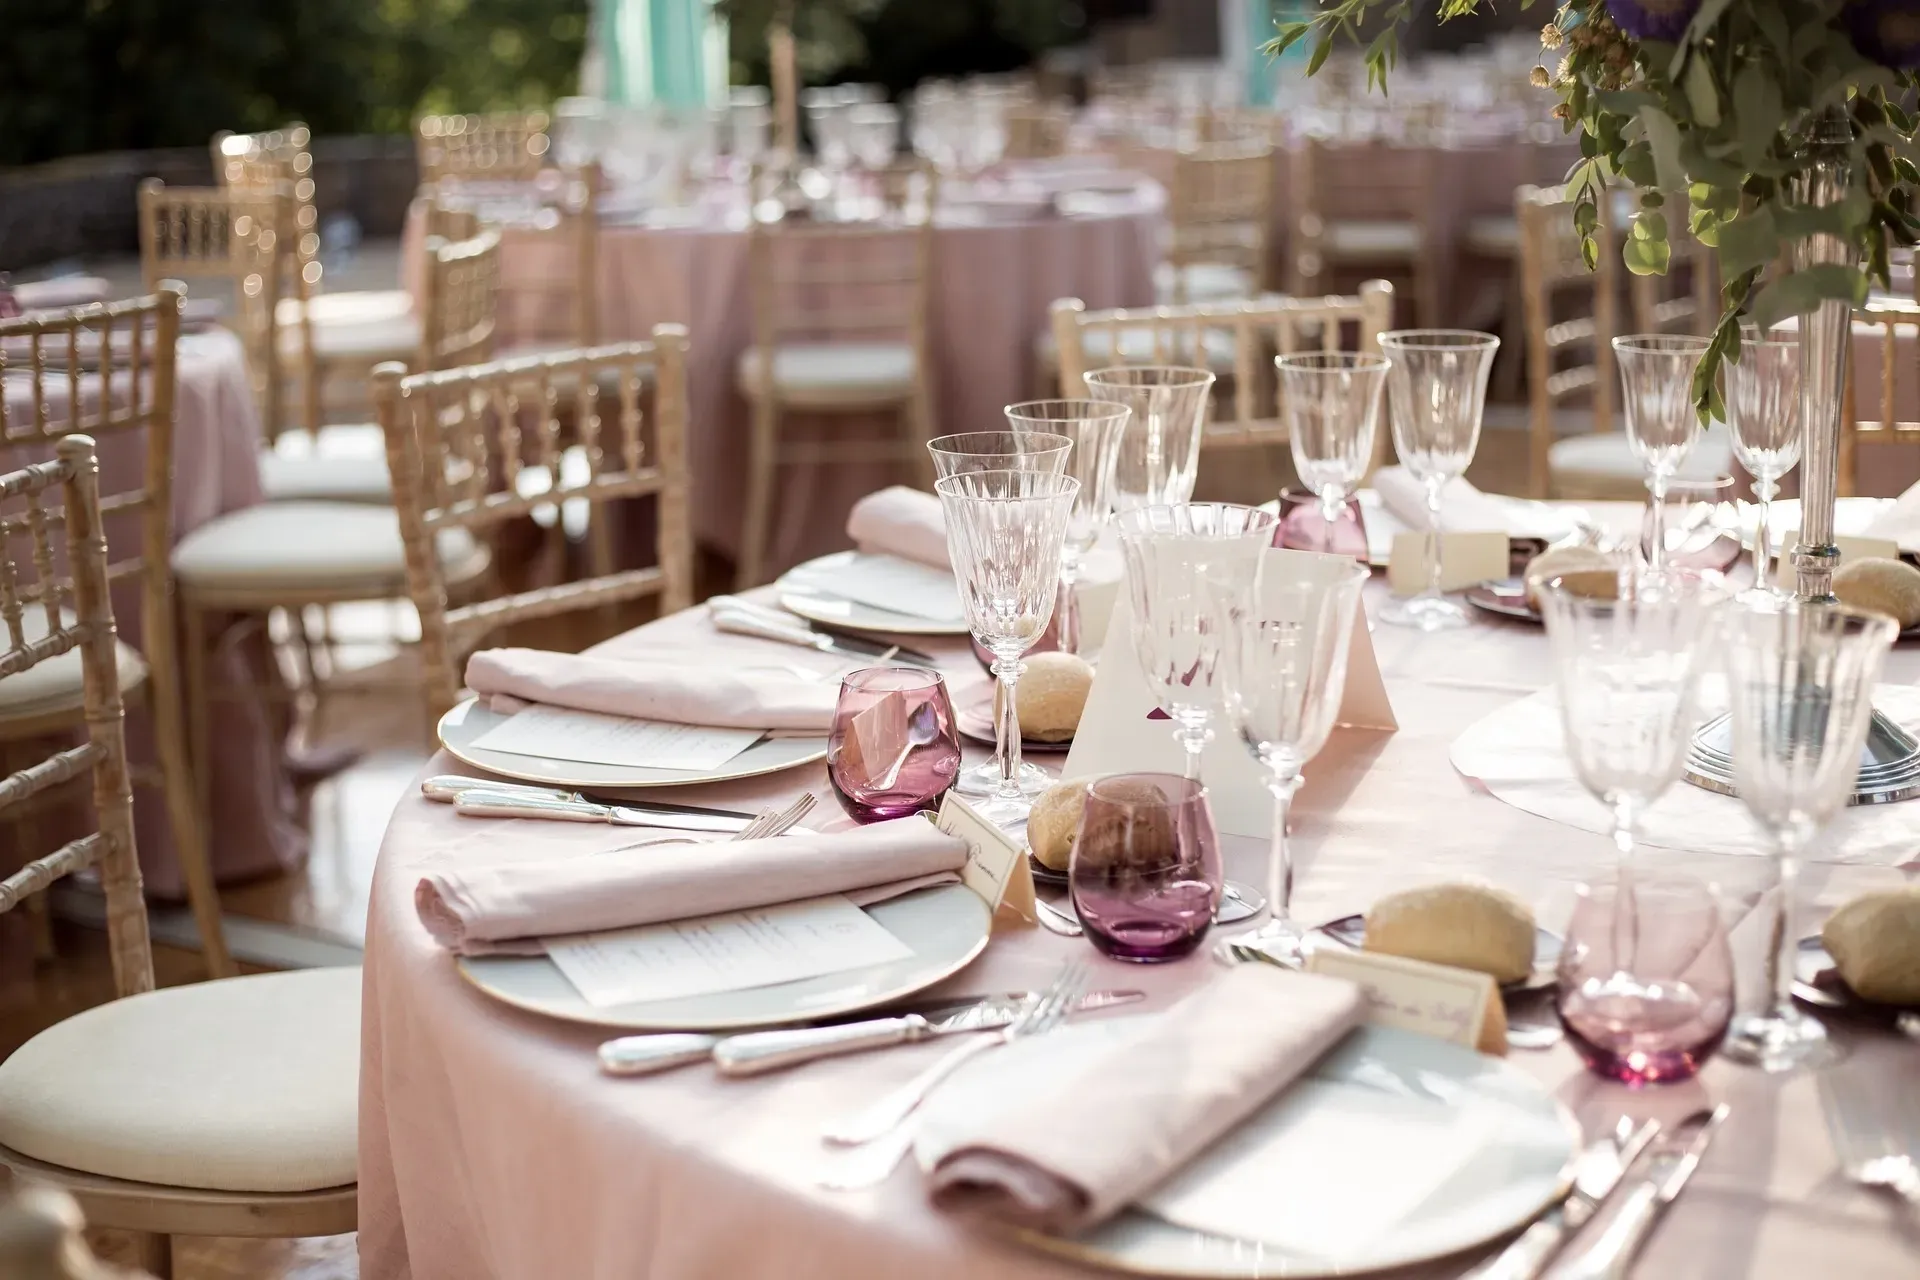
[1847,1,1920,69]
[1606,0,1702,42]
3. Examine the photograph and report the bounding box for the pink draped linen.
[360,522,1919,1279]
[401,195,1161,574]
[1,329,303,894]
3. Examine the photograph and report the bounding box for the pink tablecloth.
[2,329,304,894]
[359,551,1919,1279]
[403,196,1161,574]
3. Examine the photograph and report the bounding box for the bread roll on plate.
[1833,558,1920,630]
[1363,882,1537,986]
[1821,886,1920,1004]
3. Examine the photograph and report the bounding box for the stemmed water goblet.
[1115,503,1279,781]
[1722,597,1896,1072]
[935,470,1081,825]
[1277,352,1388,557]
[1726,329,1803,596]
[1614,334,1711,572]
[1210,557,1369,961]
[1003,399,1130,658]
[1083,366,1216,514]
[1376,331,1500,630]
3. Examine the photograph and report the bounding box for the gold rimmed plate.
[777,550,972,637]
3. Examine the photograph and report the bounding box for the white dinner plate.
[915,1020,1578,1278]
[456,881,992,1030]
[778,550,973,636]
[437,696,829,789]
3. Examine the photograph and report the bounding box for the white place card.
[543,894,913,1007]
[1771,530,1902,589]
[1305,947,1499,1052]
[1386,530,1510,595]
[1064,547,1396,840]
[933,794,1036,927]
[471,705,763,772]
[807,552,966,623]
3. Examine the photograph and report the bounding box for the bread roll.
[1523,546,1620,612]
[1821,887,1920,1004]
[1072,776,1180,872]
[1363,882,1537,986]
[1833,557,1920,629]
[1476,990,1508,1057]
[1027,778,1091,873]
[995,651,1095,742]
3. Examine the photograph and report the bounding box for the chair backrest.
[1516,183,1621,497]
[1841,296,1920,497]
[136,179,289,437]
[1050,282,1395,459]
[1004,102,1070,159]
[372,329,695,719]
[419,226,503,372]
[0,436,151,999]
[1166,141,1274,302]
[474,170,600,351]
[1287,138,1433,292]
[416,111,551,183]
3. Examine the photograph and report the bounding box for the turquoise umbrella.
[598,0,727,107]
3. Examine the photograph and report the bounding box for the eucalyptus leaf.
[1639,107,1687,194]
[1749,265,1870,331]
[1716,208,1780,278]
[1623,233,1671,276]
[1684,56,1721,128]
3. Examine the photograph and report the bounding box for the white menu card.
[471,705,763,772]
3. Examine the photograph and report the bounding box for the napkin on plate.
[1865,481,1920,547]
[416,818,969,955]
[846,486,950,569]
[1372,467,1520,534]
[926,966,1365,1233]
[465,648,837,732]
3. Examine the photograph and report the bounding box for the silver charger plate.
[437,696,829,789]
[777,550,972,636]
[458,881,992,1031]
[915,1021,1579,1278]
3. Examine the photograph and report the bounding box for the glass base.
[966,789,1036,828]
[956,759,1052,799]
[1722,1006,1843,1074]
[1378,593,1470,632]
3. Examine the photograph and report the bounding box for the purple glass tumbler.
[1069,773,1222,962]
[1556,872,1734,1086]
[827,667,963,823]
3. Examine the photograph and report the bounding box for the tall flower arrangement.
[1271,1,1920,412]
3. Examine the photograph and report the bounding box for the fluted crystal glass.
[1004,399,1131,657]
[1278,352,1389,553]
[1615,334,1711,573]
[1726,330,1803,596]
[1083,366,1216,513]
[928,431,1072,480]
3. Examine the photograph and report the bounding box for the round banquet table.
[402,190,1161,576]
[359,521,1918,1280]
[1,328,303,896]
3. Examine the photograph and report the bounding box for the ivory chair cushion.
[1464,215,1520,257]
[1548,424,1737,500]
[1324,220,1422,259]
[1034,324,1240,374]
[170,501,487,594]
[257,451,393,504]
[734,342,916,408]
[277,291,420,363]
[1153,261,1256,303]
[0,608,146,724]
[0,968,360,1194]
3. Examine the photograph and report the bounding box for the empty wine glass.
[1726,330,1803,596]
[1277,352,1388,554]
[1211,556,1369,960]
[1723,597,1896,1072]
[1376,330,1500,631]
[936,470,1081,825]
[1615,334,1711,573]
[1004,400,1130,657]
[1116,503,1279,781]
[1642,476,1741,572]
[928,431,1072,480]
[1556,872,1735,1085]
[1539,569,1726,864]
[1069,773,1223,962]
[827,667,962,822]
[1083,366,1216,513]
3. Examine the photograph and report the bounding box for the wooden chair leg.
[905,386,936,490]
[145,675,234,979]
[736,397,780,590]
[127,1229,173,1279]
[181,597,214,832]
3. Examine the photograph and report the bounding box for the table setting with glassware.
[359,321,1918,1279]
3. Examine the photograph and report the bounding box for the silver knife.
[1464,1119,1662,1280]
[421,775,757,822]
[708,596,941,668]
[1551,1106,1728,1280]
[597,990,1145,1077]
[451,790,751,834]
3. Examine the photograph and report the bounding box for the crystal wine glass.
[1004,399,1131,657]
[1083,366,1216,514]
[1277,352,1388,554]
[1115,503,1279,781]
[827,667,962,822]
[935,469,1081,825]
[928,431,1072,480]
[1070,773,1223,962]
[1376,330,1500,631]
[1210,556,1369,961]
[1726,329,1803,597]
[1614,334,1711,573]
[1722,597,1896,1072]
[1538,568,1725,865]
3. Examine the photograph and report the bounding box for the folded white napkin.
[846,486,950,569]
[1866,481,1920,545]
[464,648,836,732]
[1371,467,1519,534]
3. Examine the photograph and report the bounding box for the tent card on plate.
[933,794,1035,928]
[1386,531,1509,595]
[1064,547,1396,840]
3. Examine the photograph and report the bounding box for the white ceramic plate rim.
[778,550,973,636]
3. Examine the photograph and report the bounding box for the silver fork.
[737,791,816,841]
[1818,1060,1920,1204]
[814,961,1090,1192]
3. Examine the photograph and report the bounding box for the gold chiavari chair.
[1288,137,1437,328]
[735,163,937,588]
[0,288,230,976]
[0,438,359,1279]
[415,111,551,184]
[1003,101,1071,160]
[373,328,694,722]
[1517,184,1620,498]
[0,1183,144,1279]
[484,172,600,358]
[135,180,290,440]
[1161,141,1275,304]
[1842,296,1920,496]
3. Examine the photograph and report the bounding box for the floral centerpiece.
[1270,1,1920,412]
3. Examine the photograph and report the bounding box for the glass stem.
[1768,834,1802,1021]
[1321,493,1344,555]
[1647,473,1669,571]
[1055,565,1081,657]
[1267,771,1303,927]
[990,653,1026,798]
[1175,719,1212,780]
[1610,798,1638,973]
[1424,478,1446,599]
[1752,478,1776,593]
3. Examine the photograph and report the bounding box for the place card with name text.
[1387,531,1511,595]
[933,793,1036,928]
[1306,947,1499,1053]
